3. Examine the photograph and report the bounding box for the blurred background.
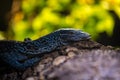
[0,0,120,47]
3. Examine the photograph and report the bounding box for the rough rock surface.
[0,40,120,80]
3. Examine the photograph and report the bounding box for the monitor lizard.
[0,28,90,70]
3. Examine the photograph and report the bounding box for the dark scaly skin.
[0,28,90,70]
[0,41,41,70]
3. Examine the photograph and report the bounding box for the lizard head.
[57,28,91,42]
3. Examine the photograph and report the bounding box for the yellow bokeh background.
[1,0,120,41]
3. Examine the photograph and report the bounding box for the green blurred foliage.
[3,0,120,40]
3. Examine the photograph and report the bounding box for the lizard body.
[0,28,90,70]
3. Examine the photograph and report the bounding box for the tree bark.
[0,40,120,80]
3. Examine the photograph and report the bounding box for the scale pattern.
[0,28,90,70]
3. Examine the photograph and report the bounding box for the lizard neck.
[32,32,62,47]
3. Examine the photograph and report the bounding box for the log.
[0,40,120,80]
